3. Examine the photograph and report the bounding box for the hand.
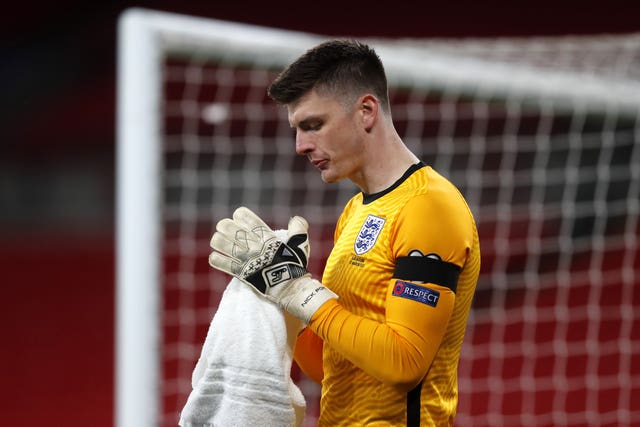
[209,207,337,322]
[209,206,309,295]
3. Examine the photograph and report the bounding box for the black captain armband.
[392,256,461,293]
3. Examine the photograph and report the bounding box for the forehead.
[287,90,345,126]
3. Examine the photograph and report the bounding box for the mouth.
[311,158,329,170]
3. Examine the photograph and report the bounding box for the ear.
[359,94,379,133]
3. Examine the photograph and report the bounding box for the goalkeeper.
[208,39,480,427]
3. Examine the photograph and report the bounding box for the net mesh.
[156,35,640,427]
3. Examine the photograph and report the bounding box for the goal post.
[116,8,640,427]
[116,9,162,427]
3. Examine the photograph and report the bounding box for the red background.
[1,1,638,425]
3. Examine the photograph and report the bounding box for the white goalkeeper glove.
[208,206,337,323]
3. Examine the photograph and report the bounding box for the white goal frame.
[116,8,640,427]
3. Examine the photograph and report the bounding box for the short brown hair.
[268,39,390,112]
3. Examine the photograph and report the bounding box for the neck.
[351,131,419,194]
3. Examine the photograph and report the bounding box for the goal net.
[116,8,640,427]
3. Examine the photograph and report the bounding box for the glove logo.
[354,214,386,255]
[264,264,292,288]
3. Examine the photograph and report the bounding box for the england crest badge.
[354,214,386,255]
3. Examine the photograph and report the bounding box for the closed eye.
[298,118,323,132]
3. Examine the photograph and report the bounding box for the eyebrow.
[292,115,323,129]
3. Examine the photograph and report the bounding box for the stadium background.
[1,1,638,425]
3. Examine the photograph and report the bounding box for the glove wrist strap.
[281,277,338,323]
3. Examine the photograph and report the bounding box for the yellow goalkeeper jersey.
[303,162,480,426]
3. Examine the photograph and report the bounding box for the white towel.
[179,231,306,427]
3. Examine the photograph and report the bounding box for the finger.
[287,216,310,264]
[210,231,239,257]
[287,216,309,238]
[215,216,267,254]
[216,217,247,235]
[233,207,273,237]
[208,251,238,276]
[214,218,252,252]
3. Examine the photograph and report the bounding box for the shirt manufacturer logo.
[354,214,386,255]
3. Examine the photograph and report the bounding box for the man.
[209,39,480,426]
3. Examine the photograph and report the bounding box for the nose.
[295,130,314,156]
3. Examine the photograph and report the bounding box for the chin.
[320,170,340,184]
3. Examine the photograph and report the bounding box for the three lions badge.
[354,214,386,255]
